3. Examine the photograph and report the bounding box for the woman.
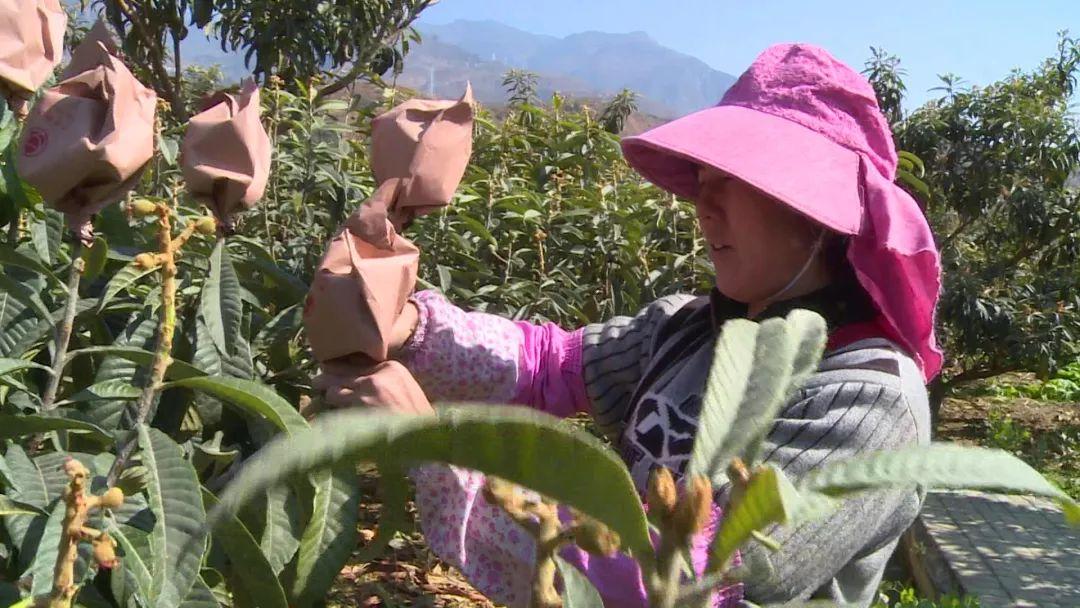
[318,43,941,607]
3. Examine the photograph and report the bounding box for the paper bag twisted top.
[181,80,271,229]
[303,86,474,364]
[0,0,66,116]
[17,20,156,241]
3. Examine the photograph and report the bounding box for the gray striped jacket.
[582,292,932,607]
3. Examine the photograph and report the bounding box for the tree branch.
[171,27,184,117]
[314,1,434,101]
[113,0,186,121]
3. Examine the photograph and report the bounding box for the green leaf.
[192,317,253,379]
[165,376,307,434]
[259,485,301,576]
[193,0,214,27]
[292,467,360,607]
[2,146,37,212]
[200,239,243,356]
[139,425,208,608]
[897,150,925,177]
[0,357,51,377]
[0,289,51,358]
[106,514,155,608]
[157,135,179,166]
[65,346,206,380]
[896,170,931,203]
[212,406,652,561]
[178,577,219,608]
[0,273,53,321]
[3,445,49,508]
[30,210,63,267]
[800,444,1080,525]
[81,237,109,282]
[0,245,60,286]
[201,489,288,608]
[689,312,826,482]
[97,261,158,313]
[74,312,166,430]
[2,448,50,570]
[709,464,838,571]
[556,555,605,608]
[437,265,453,292]
[0,495,45,517]
[0,413,112,443]
[59,379,143,405]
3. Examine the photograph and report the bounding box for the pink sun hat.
[622,43,943,381]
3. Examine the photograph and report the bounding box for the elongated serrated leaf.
[77,312,163,430]
[259,486,301,576]
[26,498,96,597]
[106,514,155,608]
[0,273,52,321]
[230,237,308,305]
[201,489,287,608]
[68,346,206,380]
[0,290,50,358]
[193,317,253,379]
[59,379,142,405]
[709,464,838,571]
[0,245,61,286]
[200,240,242,357]
[178,577,218,608]
[898,150,925,177]
[0,413,111,443]
[3,446,50,568]
[3,445,49,508]
[81,237,108,282]
[694,321,790,479]
[30,214,53,266]
[164,376,307,434]
[690,312,826,480]
[556,555,605,608]
[799,444,1079,525]
[212,406,652,561]
[253,304,302,352]
[97,262,157,313]
[139,425,207,608]
[0,495,45,516]
[293,466,360,607]
[0,357,51,377]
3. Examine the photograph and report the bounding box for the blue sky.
[417,0,1080,109]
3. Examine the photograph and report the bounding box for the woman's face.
[695,166,829,308]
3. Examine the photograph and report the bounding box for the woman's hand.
[312,356,434,416]
[387,300,420,356]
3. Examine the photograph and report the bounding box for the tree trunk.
[928,376,948,438]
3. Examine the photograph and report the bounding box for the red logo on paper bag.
[22,128,48,158]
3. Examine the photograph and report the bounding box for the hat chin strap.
[757,229,828,310]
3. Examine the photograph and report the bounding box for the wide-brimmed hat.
[622,43,942,380]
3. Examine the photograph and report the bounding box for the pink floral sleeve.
[399,290,589,415]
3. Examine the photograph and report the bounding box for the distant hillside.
[406,19,737,117]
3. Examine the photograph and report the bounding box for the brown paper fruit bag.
[16,20,156,242]
[181,79,271,229]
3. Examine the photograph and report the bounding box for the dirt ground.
[325,464,498,608]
